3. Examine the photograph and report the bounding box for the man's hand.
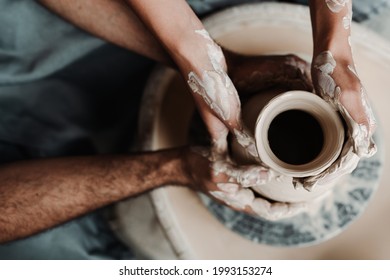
[184,147,307,221]
[0,149,192,243]
[225,49,313,96]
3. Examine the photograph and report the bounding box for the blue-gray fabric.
[0,0,389,260]
[0,0,155,258]
[0,209,134,260]
[0,44,154,260]
[0,1,104,85]
[1,0,388,84]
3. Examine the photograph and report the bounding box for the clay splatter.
[325,0,349,13]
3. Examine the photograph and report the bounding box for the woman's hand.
[183,36,315,160]
[304,0,377,189]
[127,0,260,159]
[181,30,260,159]
[126,1,276,214]
[302,50,376,189]
[313,51,376,156]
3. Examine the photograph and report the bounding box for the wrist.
[310,0,353,60]
[312,49,354,70]
[312,35,354,66]
[152,148,191,188]
[170,31,227,76]
[118,148,191,195]
[313,34,350,53]
[162,148,192,187]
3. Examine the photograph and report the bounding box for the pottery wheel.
[112,3,390,259]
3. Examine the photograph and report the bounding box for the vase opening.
[255,91,344,178]
[268,109,324,165]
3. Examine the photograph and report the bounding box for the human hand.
[125,1,257,159]
[180,29,259,159]
[303,50,377,189]
[224,49,313,96]
[183,33,313,161]
[184,147,307,220]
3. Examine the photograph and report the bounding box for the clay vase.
[232,89,345,203]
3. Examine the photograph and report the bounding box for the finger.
[250,197,306,221]
[338,100,377,158]
[218,163,270,187]
[302,139,360,190]
[339,87,376,130]
[216,183,239,194]
[232,127,259,159]
[313,51,377,158]
[359,87,377,136]
[192,77,254,161]
[236,166,270,187]
[312,50,338,101]
[345,66,377,135]
[339,89,368,127]
[211,160,235,180]
[200,109,229,158]
[209,188,255,210]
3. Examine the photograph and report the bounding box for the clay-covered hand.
[224,49,313,95]
[184,147,307,220]
[181,29,259,159]
[303,51,377,189]
[126,1,258,160]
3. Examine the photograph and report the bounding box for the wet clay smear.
[268,110,324,165]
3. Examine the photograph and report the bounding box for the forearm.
[0,149,188,243]
[309,0,353,60]
[127,0,223,74]
[38,0,173,65]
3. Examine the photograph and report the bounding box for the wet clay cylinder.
[232,90,345,202]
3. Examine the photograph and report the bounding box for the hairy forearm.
[309,0,352,59]
[0,149,188,243]
[38,0,173,65]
